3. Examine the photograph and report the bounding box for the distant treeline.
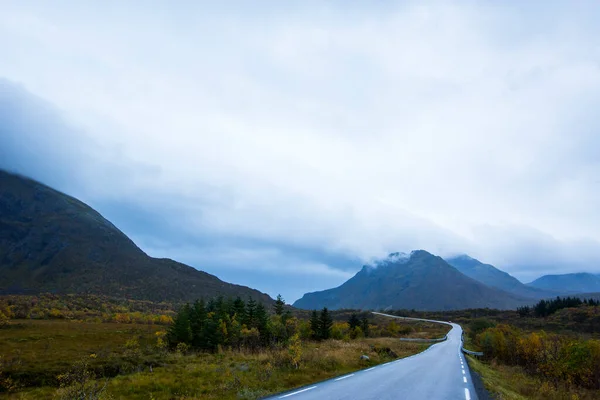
[0,294,175,325]
[517,296,600,318]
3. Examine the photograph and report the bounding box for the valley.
[1,172,599,400]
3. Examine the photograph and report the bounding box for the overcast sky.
[1,1,600,302]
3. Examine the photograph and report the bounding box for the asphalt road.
[263,313,478,400]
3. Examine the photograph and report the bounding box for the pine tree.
[232,297,246,321]
[348,313,360,330]
[534,299,548,317]
[201,314,219,351]
[190,299,207,347]
[214,296,226,319]
[274,294,285,316]
[255,303,270,344]
[361,316,370,337]
[245,298,257,328]
[319,307,333,340]
[167,304,192,346]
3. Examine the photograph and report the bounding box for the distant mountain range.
[2,169,598,312]
[293,251,532,311]
[528,273,600,294]
[445,255,560,299]
[0,170,273,304]
[294,251,600,311]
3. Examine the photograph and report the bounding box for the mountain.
[445,255,558,299]
[293,250,531,311]
[0,170,273,304]
[527,273,600,294]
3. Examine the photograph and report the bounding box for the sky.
[1,1,600,302]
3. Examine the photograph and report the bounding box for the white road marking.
[465,388,471,400]
[463,377,467,383]
[279,386,317,398]
[364,367,376,372]
[462,370,466,375]
[335,374,354,381]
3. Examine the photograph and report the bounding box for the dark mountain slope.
[293,251,531,311]
[527,273,600,294]
[445,255,558,299]
[0,170,272,304]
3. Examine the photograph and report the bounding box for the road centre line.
[335,374,354,381]
[463,377,467,383]
[279,386,317,398]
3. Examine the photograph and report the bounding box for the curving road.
[263,312,478,400]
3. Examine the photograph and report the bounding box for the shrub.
[476,325,600,390]
[287,333,302,369]
[55,358,110,400]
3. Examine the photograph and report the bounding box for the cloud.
[1,1,600,300]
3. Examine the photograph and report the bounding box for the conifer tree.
[348,313,360,330]
[190,299,207,347]
[319,307,333,340]
[167,304,192,346]
[232,297,246,321]
[245,297,257,328]
[274,294,285,316]
[201,314,219,351]
[255,303,270,344]
[361,316,370,337]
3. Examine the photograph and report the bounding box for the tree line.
[517,296,600,318]
[166,295,375,352]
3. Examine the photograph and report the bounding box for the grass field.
[0,319,162,396]
[101,338,427,400]
[1,320,430,399]
[467,355,599,400]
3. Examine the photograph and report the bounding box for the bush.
[55,358,110,400]
[287,333,302,369]
[475,325,600,390]
[469,318,496,341]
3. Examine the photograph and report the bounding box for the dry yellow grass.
[467,356,599,400]
[6,337,428,400]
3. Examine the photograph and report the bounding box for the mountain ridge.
[0,169,273,304]
[293,250,531,311]
[527,273,600,294]
[445,254,559,299]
